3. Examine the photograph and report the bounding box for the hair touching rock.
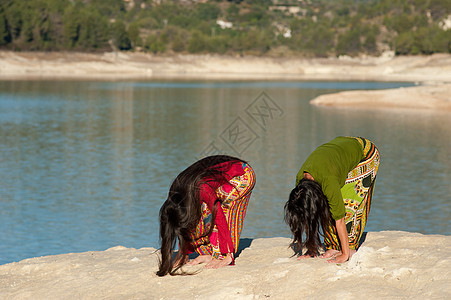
[284,178,331,256]
[157,155,245,276]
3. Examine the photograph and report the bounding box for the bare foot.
[205,254,233,269]
[187,255,212,266]
[349,249,356,258]
[319,249,341,259]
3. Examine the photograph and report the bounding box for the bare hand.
[319,249,341,259]
[205,254,233,269]
[327,253,349,263]
[187,255,212,266]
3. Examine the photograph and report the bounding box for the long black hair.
[284,178,331,256]
[157,155,245,276]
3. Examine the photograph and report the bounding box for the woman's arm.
[328,217,350,263]
[197,185,234,266]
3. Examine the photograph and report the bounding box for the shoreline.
[1,51,450,83]
[2,51,450,111]
[1,231,450,299]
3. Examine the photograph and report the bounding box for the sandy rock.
[0,231,450,299]
[310,84,451,111]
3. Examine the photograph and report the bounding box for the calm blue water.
[0,80,449,265]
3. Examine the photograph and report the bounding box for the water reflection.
[0,80,449,265]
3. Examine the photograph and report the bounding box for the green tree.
[0,0,449,55]
[38,15,54,48]
[239,28,271,54]
[171,14,194,29]
[138,16,159,29]
[29,4,57,50]
[208,35,228,54]
[112,20,131,50]
[337,6,350,17]
[394,31,415,55]
[13,0,66,50]
[62,5,81,49]
[295,23,334,57]
[363,30,378,54]
[171,33,185,52]
[241,5,269,27]
[336,29,362,56]
[145,34,165,53]
[362,25,379,54]
[391,14,414,33]
[128,22,142,48]
[226,4,240,22]
[21,18,34,43]
[79,10,109,50]
[187,31,207,53]
[90,0,126,18]
[415,26,450,54]
[195,3,220,21]
[160,25,186,49]
[0,8,10,46]
[5,5,22,39]
[430,28,451,53]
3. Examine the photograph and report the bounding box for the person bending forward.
[157,155,256,276]
[285,136,380,263]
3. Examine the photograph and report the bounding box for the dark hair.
[157,155,245,276]
[284,178,331,256]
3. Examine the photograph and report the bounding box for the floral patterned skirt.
[191,162,256,259]
[324,137,380,250]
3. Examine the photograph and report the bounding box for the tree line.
[0,0,449,56]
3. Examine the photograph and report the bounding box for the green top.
[295,136,364,220]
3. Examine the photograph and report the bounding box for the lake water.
[0,80,450,265]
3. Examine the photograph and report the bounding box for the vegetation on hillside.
[0,0,449,56]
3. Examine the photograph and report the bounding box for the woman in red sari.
[157,155,256,276]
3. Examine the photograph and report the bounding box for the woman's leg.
[324,137,380,251]
[215,163,256,256]
[190,163,256,258]
[190,203,214,256]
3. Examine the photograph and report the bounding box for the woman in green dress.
[284,136,380,263]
